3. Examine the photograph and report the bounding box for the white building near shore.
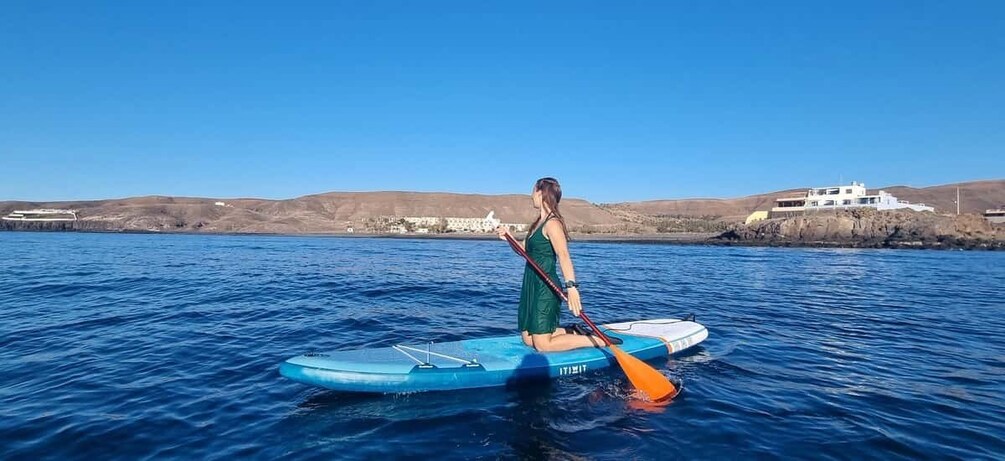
[2,209,78,222]
[403,211,526,233]
[771,182,934,216]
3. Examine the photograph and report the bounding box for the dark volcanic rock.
[716,209,1003,249]
[1,220,115,232]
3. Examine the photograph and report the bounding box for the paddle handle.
[503,233,616,346]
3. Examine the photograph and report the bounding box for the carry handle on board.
[503,232,679,401]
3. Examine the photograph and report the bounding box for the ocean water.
[1,232,1002,460]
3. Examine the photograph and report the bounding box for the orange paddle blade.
[609,345,678,401]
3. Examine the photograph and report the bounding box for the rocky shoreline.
[4,180,1002,250]
[4,212,1002,250]
[714,208,1003,250]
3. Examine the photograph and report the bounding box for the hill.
[1,180,1000,235]
[0,192,625,234]
[609,180,1004,219]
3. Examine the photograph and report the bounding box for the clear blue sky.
[2,1,1002,203]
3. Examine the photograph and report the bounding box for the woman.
[496,177,609,352]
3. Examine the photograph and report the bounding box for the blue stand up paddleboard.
[279,318,708,394]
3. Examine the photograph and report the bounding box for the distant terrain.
[2,180,1002,249]
[605,179,1005,221]
[0,192,625,234]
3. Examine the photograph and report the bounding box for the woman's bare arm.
[545,220,581,316]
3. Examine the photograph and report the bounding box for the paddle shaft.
[504,231,680,401]
[503,233,616,346]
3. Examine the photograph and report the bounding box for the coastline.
[2,225,1001,250]
[3,180,1001,251]
[0,225,715,243]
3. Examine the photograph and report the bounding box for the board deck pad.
[280,318,708,393]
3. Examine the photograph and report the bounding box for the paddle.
[503,233,679,401]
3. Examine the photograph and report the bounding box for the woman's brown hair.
[527,177,570,241]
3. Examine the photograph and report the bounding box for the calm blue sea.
[1,232,1003,460]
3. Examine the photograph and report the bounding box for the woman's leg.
[521,331,534,347]
[531,332,601,352]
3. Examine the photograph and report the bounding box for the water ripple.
[0,233,1003,459]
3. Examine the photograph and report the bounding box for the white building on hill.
[984,207,1005,224]
[771,182,934,217]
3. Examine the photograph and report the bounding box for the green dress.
[518,216,563,335]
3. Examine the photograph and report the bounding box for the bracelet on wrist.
[565,280,579,289]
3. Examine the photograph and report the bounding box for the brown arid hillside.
[609,180,1005,221]
[879,180,1004,214]
[271,191,623,230]
[604,188,807,222]
[0,192,625,234]
[1,180,1000,238]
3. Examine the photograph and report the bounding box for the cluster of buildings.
[384,211,526,234]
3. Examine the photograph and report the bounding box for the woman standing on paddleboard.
[496,177,611,352]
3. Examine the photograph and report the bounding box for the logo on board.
[559,364,588,376]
